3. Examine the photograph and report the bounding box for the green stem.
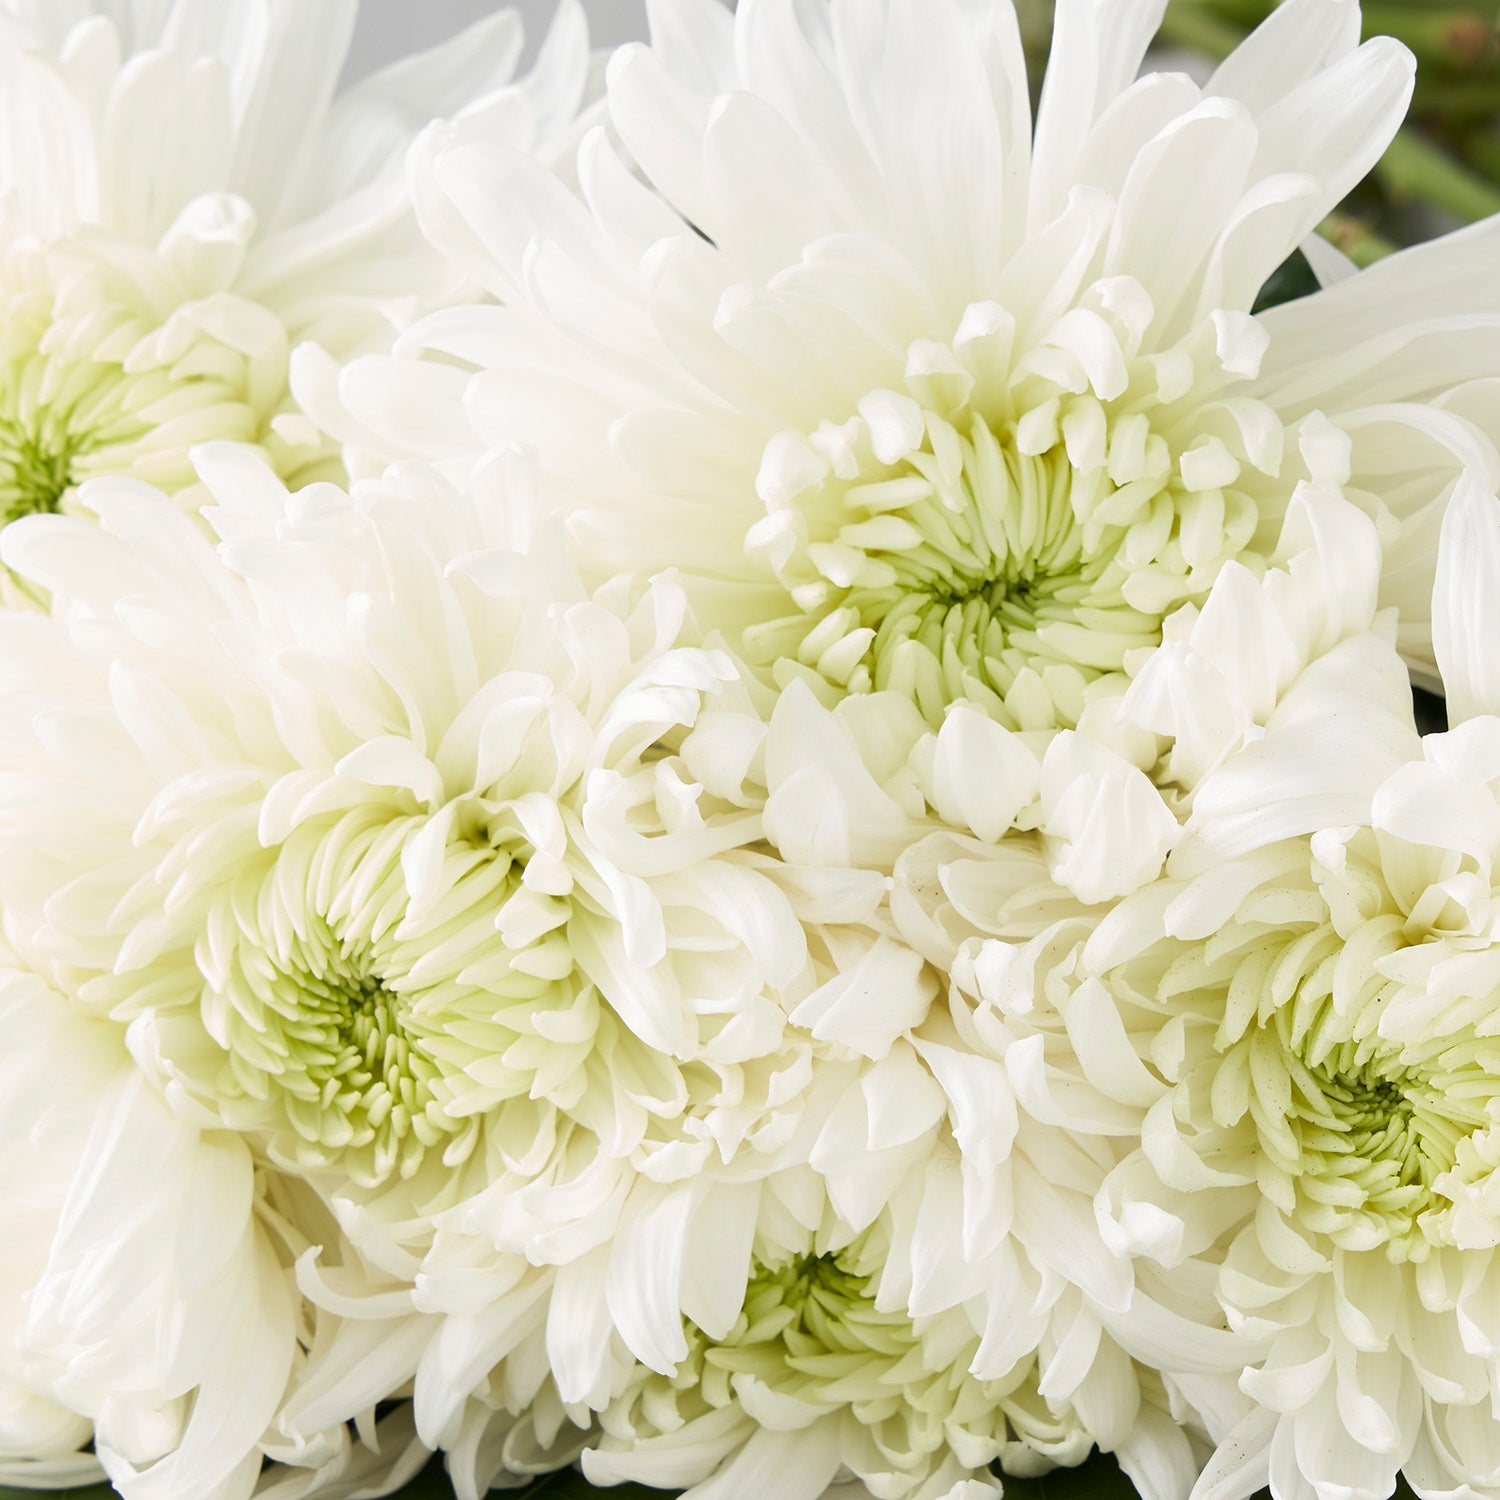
[1377,128,1500,222]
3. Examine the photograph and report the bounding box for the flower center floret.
[595,1237,1068,1497]
[1151,842,1500,1262]
[0,280,149,527]
[707,1252,921,1395]
[0,232,336,559]
[1255,972,1491,1259]
[226,920,451,1184]
[0,417,84,523]
[202,803,592,1189]
[745,303,1275,729]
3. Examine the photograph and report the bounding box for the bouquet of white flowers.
[3,3,1500,1500]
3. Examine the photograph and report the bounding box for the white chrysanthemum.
[586,1214,1083,1500]
[519,673,1265,1496]
[0,957,434,1500]
[0,444,842,1494]
[0,442,813,1207]
[0,0,594,568]
[242,639,1232,1498]
[1066,480,1500,1499]
[688,479,1430,1498]
[304,0,1496,748]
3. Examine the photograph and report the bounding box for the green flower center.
[747,388,1260,730]
[0,245,344,589]
[1319,1067,1407,1128]
[0,289,157,560]
[220,901,464,1188]
[836,441,1148,727]
[205,807,544,1187]
[1208,912,1500,1260]
[707,1253,920,1384]
[1291,1041,1488,1244]
[0,286,148,528]
[602,1241,1050,1489]
[183,799,644,1192]
[0,419,80,523]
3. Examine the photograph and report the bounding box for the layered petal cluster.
[1047,484,1500,1500]
[587,1226,1079,1500]
[0,0,595,569]
[0,957,433,1500]
[310,0,1497,762]
[0,441,817,1224]
[537,483,1404,1499]
[1,442,1380,1500]
[0,445,834,1494]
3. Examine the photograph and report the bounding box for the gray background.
[345,0,651,80]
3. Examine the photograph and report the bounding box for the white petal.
[1432,471,1500,724]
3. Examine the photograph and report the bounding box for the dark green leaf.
[0,1467,668,1500]
[0,1487,115,1499]
[511,1476,666,1499]
[1252,248,1321,313]
[0,1452,1434,1499]
[999,1451,1139,1500]
[1413,687,1448,735]
[379,1459,674,1499]
[388,1452,1141,1500]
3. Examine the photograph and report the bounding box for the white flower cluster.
[5,2,1500,1500]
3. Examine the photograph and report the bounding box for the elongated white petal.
[1432,471,1500,724]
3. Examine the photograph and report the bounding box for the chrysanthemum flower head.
[532,661,1271,1495]
[0,442,818,1231]
[0,955,426,1500]
[586,1214,1082,1500]
[306,0,1496,755]
[0,437,862,1494]
[0,0,595,575]
[1068,479,1500,1497]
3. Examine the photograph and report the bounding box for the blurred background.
[344,0,650,78]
